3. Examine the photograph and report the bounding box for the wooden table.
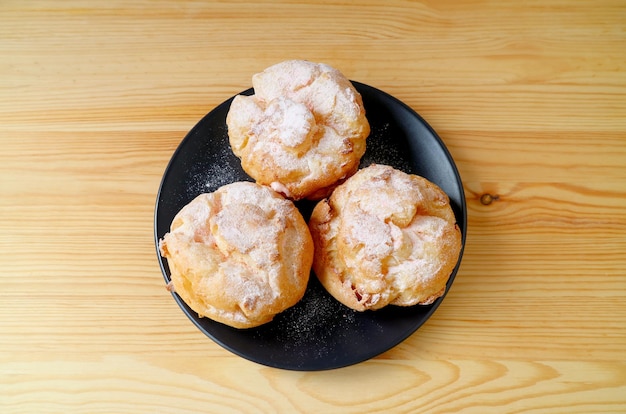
[2,1,625,412]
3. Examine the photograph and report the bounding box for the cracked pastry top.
[308,164,462,311]
[159,182,313,328]
[226,60,370,200]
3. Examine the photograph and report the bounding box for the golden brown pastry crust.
[308,164,462,311]
[159,182,313,328]
[226,60,370,200]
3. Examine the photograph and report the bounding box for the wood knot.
[480,193,499,205]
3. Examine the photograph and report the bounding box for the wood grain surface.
[1,1,625,412]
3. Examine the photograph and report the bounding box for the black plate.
[154,82,467,371]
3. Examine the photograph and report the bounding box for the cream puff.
[226,60,370,200]
[159,182,313,328]
[308,164,462,311]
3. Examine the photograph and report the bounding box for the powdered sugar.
[204,144,242,192]
[266,97,314,149]
[251,277,359,357]
[212,183,286,257]
[346,210,392,259]
[184,133,244,202]
[359,122,413,173]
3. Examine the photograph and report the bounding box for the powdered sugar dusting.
[346,210,392,259]
[266,97,314,149]
[212,184,283,258]
[360,122,413,173]
[251,277,362,360]
[184,135,246,201]
[204,144,243,191]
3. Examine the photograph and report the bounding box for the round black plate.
[154,82,467,371]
